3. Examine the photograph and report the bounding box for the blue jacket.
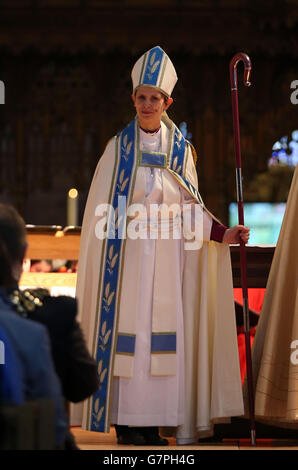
[0,292,68,448]
[0,323,24,404]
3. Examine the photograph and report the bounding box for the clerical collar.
[140,126,161,135]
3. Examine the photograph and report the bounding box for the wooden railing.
[20,226,274,290]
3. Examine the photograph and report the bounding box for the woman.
[77,46,249,445]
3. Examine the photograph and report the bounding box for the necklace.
[140,126,161,135]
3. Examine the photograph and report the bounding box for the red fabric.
[234,288,266,383]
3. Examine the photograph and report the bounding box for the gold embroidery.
[9,288,48,316]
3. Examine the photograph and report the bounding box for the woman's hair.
[0,204,27,286]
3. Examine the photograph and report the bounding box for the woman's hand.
[222,225,250,244]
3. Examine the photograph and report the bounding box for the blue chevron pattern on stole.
[90,119,136,432]
[172,169,204,205]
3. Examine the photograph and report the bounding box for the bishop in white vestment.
[76,46,248,445]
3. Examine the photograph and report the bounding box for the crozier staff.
[76,46,249,445]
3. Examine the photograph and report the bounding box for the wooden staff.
[229,52,256,446]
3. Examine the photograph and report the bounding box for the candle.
[67,188,78,226]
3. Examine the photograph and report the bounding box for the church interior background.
[0,0,297,227]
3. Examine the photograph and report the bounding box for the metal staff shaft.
[230,52,256,447]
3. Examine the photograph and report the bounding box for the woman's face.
[132,86,172,131]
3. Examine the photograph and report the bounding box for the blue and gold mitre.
[131,46,178,98]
